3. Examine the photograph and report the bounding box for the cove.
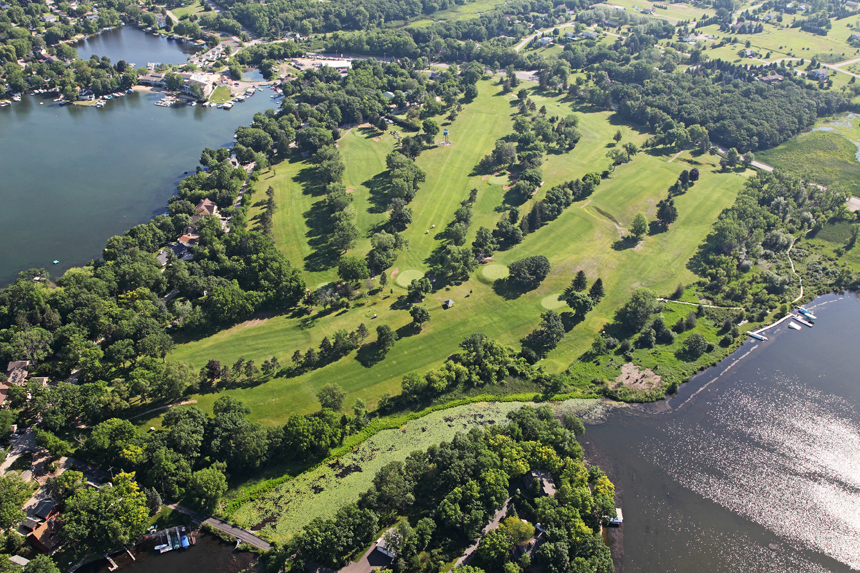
[582,293,860,573]
[0,28,277,284]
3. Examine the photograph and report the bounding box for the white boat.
[222,101,233,109]
[788,322,802,330]
[608,508,623,526]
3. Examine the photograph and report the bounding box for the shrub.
[683,333,708,358]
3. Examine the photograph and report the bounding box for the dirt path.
[657,298,745,310]
[167,504,271,550]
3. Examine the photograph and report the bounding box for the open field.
[166,80,746,427]
[405,0,507,28]
[170,1,205,19]
[757,128,860,196]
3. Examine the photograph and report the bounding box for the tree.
[22,555,60,573]
[689,168,700,181]
[684,333,709,358]
[572,270,587,292]
[187,466,228,513]
[615,288,657,332]
[613,130,622,143]
[35,428,71,458]
[317,383,347,411]
[565,292,594,319]
[410,306,431,330]
[475,529,511,571]
[164,72,183,91]
[407,277,432,301]
[499,516,535,545]
[0,474,30,530]
[656,198,678,229]
[422,119,439,143]
[376,324,398,352]
[630,212,648,239]
[726,147,740,167]
[338,256,370,284]
[508,255,551,289]
[62,472,149,552]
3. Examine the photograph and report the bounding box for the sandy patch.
[482,174,492,181]
[391,269,400,280]
[372,137,381,142]
[358,122,371,128]
[848,196,860,212]
[612,363,662,391]
[346,188,355,193]
[503,185,512,191]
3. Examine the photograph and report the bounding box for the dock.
[793,315,814,328]
[105,556,118,571]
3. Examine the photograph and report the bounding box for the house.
[29,377,50,387]
[382,91,395,100]
[525,469,557,497]
[6,361,29,387]
[156,250,170,266]
[180,72,214,99]
[177,234,200,247]
[375,530,397,559]
[444,299,455,309]
[0,384,8,407]
[846,0,859,7]
[850,32,860,41]
[758,74,784,82]
[137,73,165,87]
[41,14,57,22]
[7,361,30,372]
[539,36,553,47]
[22,517,41,531]
[580,31,598,40]
[195,198,219,217]
[28,515,63,554]
[808,68,829,80]
[744,48,758,58]
[33,500,57,521]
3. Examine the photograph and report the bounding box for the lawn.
[208,86,232,104]
[757,128,860,196]
[171,1,205,19]
[165,80,745,427]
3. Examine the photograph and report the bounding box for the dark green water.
[77,532,262,573]
[583,294,860,573]
[0,27,276,284]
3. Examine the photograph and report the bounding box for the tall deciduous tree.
[317,383,347,411]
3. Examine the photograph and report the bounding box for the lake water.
[582,293,860,573]
[72,26,201,65]
[77,532,262,573]
[0,27,277,285]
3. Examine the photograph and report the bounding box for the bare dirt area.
[613,363,662,391]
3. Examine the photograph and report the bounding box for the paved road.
[167,504,271,551]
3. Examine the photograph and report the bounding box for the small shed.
[9,555,30,568]
[444,299,455,309]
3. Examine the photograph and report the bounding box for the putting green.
[541,293,567,310]
[480,264,509,281]
[395,269,425,288]
[488,175,508,186]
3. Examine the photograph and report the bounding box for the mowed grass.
[757,129,860,196]
[171,2,205,19]
[208,86,232,104]
[250,124,394,287]
[166,80,745,426]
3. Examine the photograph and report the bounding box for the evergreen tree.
[589,278,605,302]
[572,270,588,292]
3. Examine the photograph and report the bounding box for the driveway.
[340,545,392,573]
[1,429,36,476]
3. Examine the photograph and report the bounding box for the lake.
[77,532,262,573]
[582,293,860,573]
[0,26,277,285]
[72,26,201,65]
